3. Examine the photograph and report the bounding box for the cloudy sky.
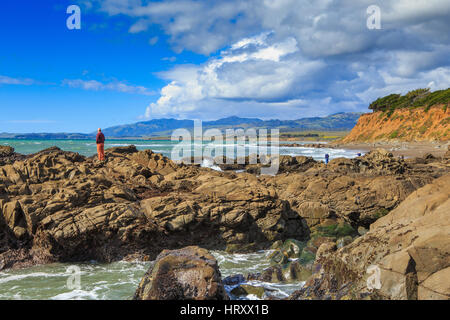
[1,0,450,132]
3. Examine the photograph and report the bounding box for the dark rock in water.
[252,261,313,283]
[258,265,285,283]
[223,274,245,286]
[133,246,229,300]
[230,284,266,298]
[287,261,313,282]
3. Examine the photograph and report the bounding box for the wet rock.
[223,274,245,286]
[252,261,313,283]
[270,240,283,250]
[268,250,289,265]
[269,239,306,264]
[286,261,313,281]
[133,246,229,300]
[231,284,266,298]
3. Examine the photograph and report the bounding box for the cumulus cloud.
[93,0,450,119]
[62,79,155,96]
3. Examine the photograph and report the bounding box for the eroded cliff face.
[342,105,449,142]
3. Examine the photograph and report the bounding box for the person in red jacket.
[96,128,105,161]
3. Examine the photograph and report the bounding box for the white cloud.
[149,36,159,45]
[0,75,35,85]
[92,0,450,119]
[62,79,155,96]
[145,34,328,119]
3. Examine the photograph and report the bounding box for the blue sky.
[1,0,449,133]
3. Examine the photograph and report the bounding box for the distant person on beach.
[357,152,361,157]
[325,153,329,164]
[96,128,105,161]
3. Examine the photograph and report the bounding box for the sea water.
[0,251,303,300]
[0,139,362,162]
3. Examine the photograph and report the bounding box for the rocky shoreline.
[0,144,449,299]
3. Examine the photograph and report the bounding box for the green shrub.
[316,223,356,238]
[374,208,389,219]
[369,88,450,113]
[389,130,399,139]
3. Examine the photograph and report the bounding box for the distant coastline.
[0,112,362,140]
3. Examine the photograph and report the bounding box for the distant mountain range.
[101,112,363,137]
[0,112,363,139]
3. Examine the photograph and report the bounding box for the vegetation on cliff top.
[369,88,450,115]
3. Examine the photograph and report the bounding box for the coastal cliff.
[342,105,449,142]
[342,88,450,143]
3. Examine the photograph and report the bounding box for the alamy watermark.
[66,265,81,290]
[366,265,382,290]
[171,120,280,175]
[66,5,81,30]
[366,5,381,30]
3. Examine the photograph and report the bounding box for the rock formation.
[0,144,449,300]
[134,246,229,300]
[289,174,450,300]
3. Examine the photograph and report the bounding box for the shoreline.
[330,140,450,158]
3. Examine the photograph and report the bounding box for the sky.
[1,0,449,133]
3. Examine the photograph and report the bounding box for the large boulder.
[134,246,229,300]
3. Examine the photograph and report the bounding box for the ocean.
[0,139,363,300]
[0,139,362,162]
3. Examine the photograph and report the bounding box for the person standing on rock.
[325,153,329,164]
[96,128,105,161]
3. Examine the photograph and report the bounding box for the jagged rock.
[290,174,450,300]
[315,241,337,262]
[0,144,448,281]
[250,261,313,283]
[133,246,229,300]
[0,146,14,157]
[223,274,246,286]
[130,149,178,175]
[231,284,266,298]
[444,145,450,160]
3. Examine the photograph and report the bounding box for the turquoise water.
[0,139,363,161]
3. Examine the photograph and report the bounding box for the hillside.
[0,133,94,140]
[342,89,450,143]
[102,112,362,137]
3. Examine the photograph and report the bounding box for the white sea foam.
[201,158,222,171]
